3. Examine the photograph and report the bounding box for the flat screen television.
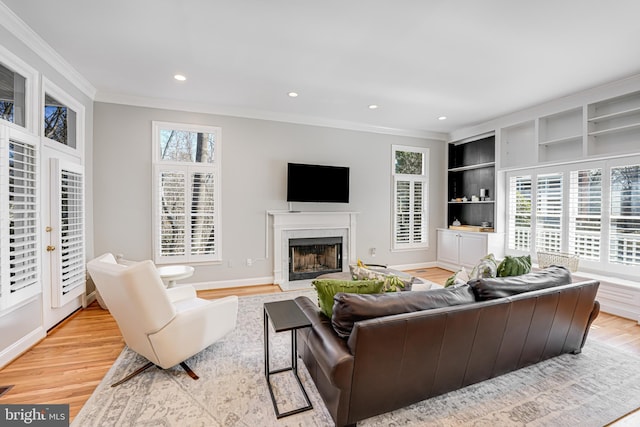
[287,163,350,203]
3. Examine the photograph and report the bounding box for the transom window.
[43,93,77,148]
[0,62,26,127]
[152,122,221,264]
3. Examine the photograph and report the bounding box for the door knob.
[46,245,56,252]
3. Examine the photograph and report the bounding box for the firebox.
[288,237,343,281]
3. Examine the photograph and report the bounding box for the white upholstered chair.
[87,253,238,386]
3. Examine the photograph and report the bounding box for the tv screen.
[287,163,350,203]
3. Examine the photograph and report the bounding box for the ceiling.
[4,0,640,136]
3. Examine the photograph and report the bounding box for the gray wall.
[93,102,446,285]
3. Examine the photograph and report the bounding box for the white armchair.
[87,253,238,386]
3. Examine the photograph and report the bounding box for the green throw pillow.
[445,267,469,288]
[312,279,384,318]
[497,255,532,277]
[469,253,498,280]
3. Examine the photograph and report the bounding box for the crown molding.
[0,1,96,99]
[95,91,447,141]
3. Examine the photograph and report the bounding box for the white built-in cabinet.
[499,90,640,169]
[436,228,504,272]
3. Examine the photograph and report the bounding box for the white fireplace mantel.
[268,211,358,289]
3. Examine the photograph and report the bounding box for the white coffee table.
[157,265,195,288]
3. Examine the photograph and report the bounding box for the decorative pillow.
[468,265,572,301]
[469,253,498,280]
[312,279,384,318]
[445,267,469,288]
[349,264,413,292]
[331,284,476,338]
[497,255,532,277]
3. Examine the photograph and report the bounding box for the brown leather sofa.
[295,269,600,427]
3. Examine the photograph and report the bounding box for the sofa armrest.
[166,285,197,303]
[295,296,354,390]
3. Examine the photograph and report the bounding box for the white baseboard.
[0,327,46,369]
[389,261,438,271]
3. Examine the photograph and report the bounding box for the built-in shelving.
[447,135,496,228]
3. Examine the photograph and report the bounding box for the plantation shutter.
[51,159,85,307]
[394,177,427,248]
[190,170,216,258]
[508,175,532,251]
[609,165,640,265]
[569,169,602,261]
[536,173,563,252]
[158,169,187,259]
[0,136,40,310]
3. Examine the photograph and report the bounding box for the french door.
[42,146,85,329]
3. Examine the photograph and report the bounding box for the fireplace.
[289,237,343,281]
[268,211,357,290]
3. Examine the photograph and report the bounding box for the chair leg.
[180,362,199,380]
[111,361,155,387]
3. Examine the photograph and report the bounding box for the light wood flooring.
[0,267,639,424]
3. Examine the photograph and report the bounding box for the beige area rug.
[73,290,640,426]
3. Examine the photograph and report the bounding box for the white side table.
[157,265,195,288]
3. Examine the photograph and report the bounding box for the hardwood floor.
[0,268,639,424]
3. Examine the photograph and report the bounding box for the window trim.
[0,44,38,134]
[151,121,222,264]
[391,145,429,251]
[41,77,85,160]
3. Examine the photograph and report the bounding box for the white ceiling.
[4,0,640,136]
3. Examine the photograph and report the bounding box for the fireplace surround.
[268,211,357,290]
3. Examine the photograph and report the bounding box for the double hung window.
[152,122,221,263]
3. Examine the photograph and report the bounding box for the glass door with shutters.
[41,147,85,329]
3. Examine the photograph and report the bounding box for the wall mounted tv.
[287,163,350,203]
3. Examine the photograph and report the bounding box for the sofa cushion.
[331,284,476,338]
[497,255,532,277]
[469,253,498,280]
[468,265,571,301]
[312,279,384,318]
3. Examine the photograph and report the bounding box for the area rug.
[73,290,640,427]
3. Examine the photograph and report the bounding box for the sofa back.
[344,279,600,423]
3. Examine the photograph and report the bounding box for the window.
[507,175,532,251]
[43,93,77,148]
[535,173,563,253]
[505,156,640,279]
[392,145,429,250]
[0,129,40,310]
[610,165,640,265]
[152,122,221,263]
[569,169,602,261]
[0,62,26,127]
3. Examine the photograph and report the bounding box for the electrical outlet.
[370,247,376,257]
[246,258,253,266]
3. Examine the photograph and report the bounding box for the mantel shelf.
[448,200,495,204]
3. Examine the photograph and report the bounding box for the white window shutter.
[508,175,532,251]
[569,169,602,261]
[609,165,640,265]
[50,158,85,307]
[536,173,563,253]
[1,136,41,310]
[190,171,216,257]
[158,169,187,259]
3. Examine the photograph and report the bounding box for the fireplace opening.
[289,237,343,281]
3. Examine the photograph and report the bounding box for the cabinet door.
[459,233,488,268]
[437,230,460,266]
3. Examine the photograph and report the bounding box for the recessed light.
[174,74,187,81]
[438,116,447,121]
[368,104,379,110]
[288,92,299,97]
